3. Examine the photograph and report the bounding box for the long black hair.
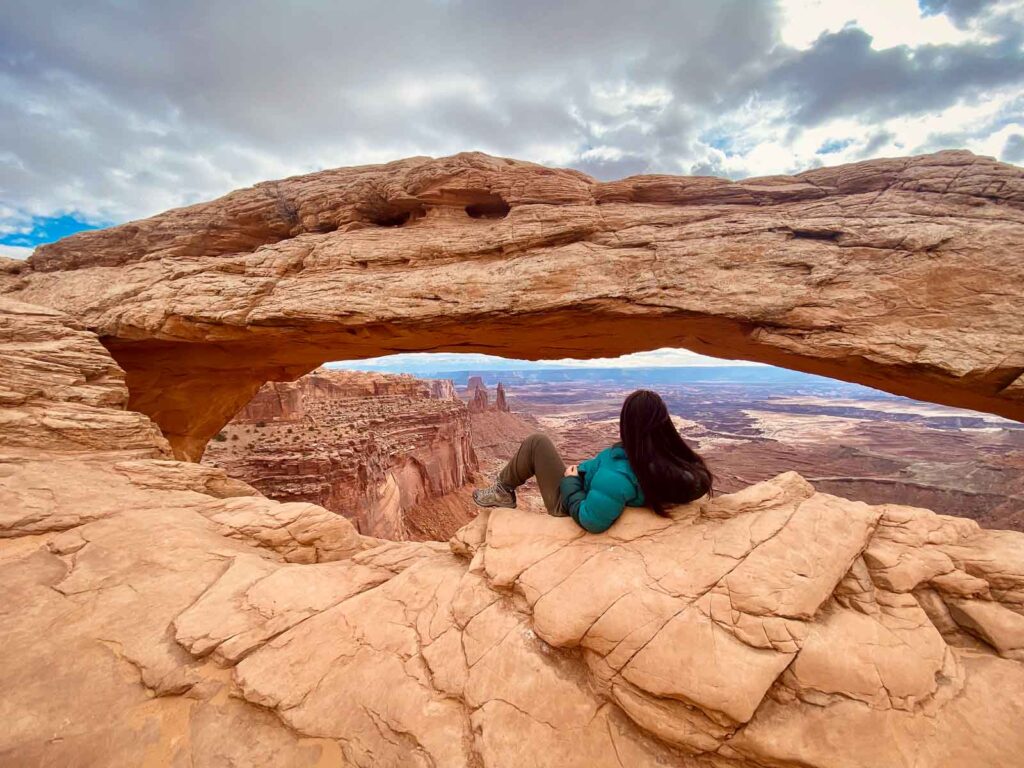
[619,389,713,516]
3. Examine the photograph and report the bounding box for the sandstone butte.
[1,150,1024,767]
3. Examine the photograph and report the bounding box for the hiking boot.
[473,481,517,509]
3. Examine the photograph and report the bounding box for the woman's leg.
[497,433,567,515]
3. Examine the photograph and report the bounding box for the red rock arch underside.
[3,150,1023,461]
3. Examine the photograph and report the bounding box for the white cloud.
[546,349,764,368]
[0,245,34,259]
[778,0,977,49]
[329,349,764,373]
[0,204,34,237]
[0,0,1021,238]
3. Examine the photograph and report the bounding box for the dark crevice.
[364,203,427,228]
[790,228,843,241]
[375,210,413,227]
[465,194,511,219]
[309,221,340,234]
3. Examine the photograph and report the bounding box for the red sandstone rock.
[3,151,1022,460]
[426,378,458,400]
[468,384,488,413]
[3,150,1024,765]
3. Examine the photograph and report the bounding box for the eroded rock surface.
[3,297,1024,767]
[203,367,480,540]
[3,151,1022,459]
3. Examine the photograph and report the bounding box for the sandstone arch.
[4,162,1024,764]
[3,150,1022,460]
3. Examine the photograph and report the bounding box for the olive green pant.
[498,433,568,516]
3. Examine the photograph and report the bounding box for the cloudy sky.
[1,0,1023,263]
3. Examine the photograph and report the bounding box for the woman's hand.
[564,464,578,477]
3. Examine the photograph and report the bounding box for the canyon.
[202,368,522,540]
[2,150,1024,766]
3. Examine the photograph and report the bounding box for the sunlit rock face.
[3,297,1024,766]
[202,368,479,540]
[2,150,1022,460]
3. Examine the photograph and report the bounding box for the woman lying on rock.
[473,389,713,532]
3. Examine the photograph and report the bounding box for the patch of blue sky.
[701,133,739,157]
[0,214,104,248]
[816,138,855,155]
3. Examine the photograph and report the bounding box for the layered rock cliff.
[203,368,478,540]
[3,296,1024,766]
[2,151,1022,460]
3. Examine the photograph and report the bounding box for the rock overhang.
[2,148,1022,460]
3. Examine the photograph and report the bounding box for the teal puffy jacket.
[558,443,645,533]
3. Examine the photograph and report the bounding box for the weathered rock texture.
[3,150,1022,460]
[3,297,1024,766]
[203,368,479,540]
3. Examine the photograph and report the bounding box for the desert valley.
[488,366,1024,531]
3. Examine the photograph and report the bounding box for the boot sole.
[472,493,517,509]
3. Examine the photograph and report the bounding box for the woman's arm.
[559,469,629,533]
